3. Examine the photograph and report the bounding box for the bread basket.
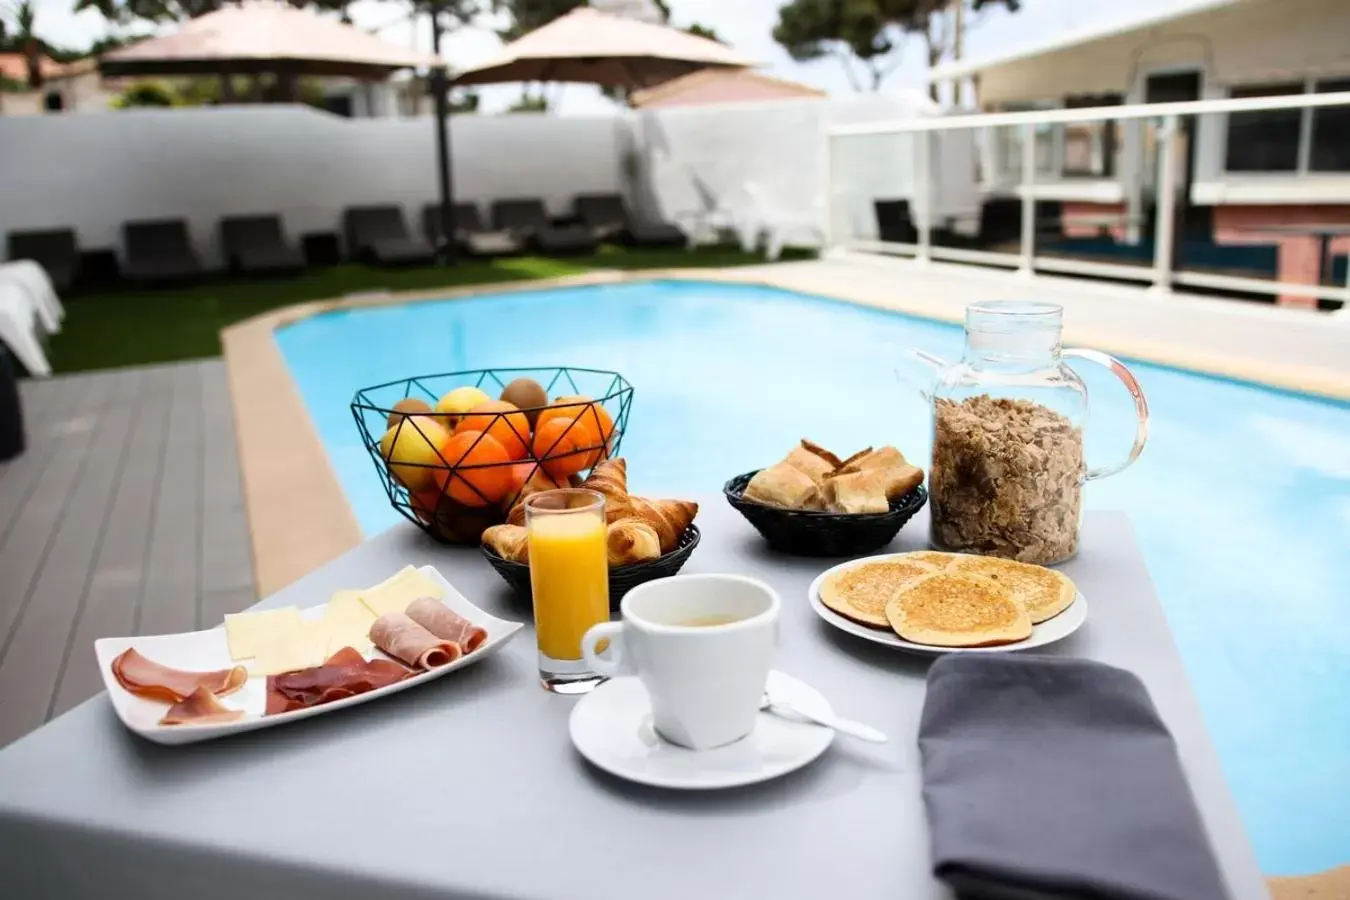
[482,525,701,609]
[723,471,926,557]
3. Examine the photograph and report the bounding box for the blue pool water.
[278,280,1350,874]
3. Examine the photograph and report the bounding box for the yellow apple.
[379,418,450,490]
[433,386,491,430]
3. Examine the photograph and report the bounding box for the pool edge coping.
[224,264,1350,600]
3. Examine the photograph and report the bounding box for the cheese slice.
[323,590,377,657]
[250,619,329,676]
[358,566,444,619]
[224,606,303,661]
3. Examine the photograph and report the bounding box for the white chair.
[0,260,64,335]
[671,168,755,251]
[739,182,827,261]
[0,283,51,377]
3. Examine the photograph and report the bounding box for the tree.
[0,1,43,88]
[74,0,356,26]
[772,0,1019,94]
[506,94,547,113]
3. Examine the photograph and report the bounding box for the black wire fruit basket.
[724,471,927,557]
[351,367,634,544]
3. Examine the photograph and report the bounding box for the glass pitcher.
[912,301,1149,566]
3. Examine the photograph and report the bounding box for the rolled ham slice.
[405,596,488,654]
[159,686,245,726]
[112,648,247,703]
[265,646,413,715]
[369,612,462,670]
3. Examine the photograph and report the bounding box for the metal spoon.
[760,695,888,743]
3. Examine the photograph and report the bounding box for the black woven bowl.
[724,471,927,557]
[482,525,701,610]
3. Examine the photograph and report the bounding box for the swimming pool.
[277,279,1350,874]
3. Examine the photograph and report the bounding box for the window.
[1311,78,1350,172]
[1225,83,1303,172]
[1062,94,1122,178]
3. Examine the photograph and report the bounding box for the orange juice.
[527,508,609,660]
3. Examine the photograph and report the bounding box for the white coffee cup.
[580,574,780,751]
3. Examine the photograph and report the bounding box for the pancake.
[948,555,1077,624]
[819,559,938,628]
[885,573,1031,647]
[897,550,960,569]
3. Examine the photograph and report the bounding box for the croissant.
[625,496,697,553]
[607,518,662,566]
[581,458,632,522]
[482,524,530,563]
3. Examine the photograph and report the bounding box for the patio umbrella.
[98,1,440,80]
[453,6,754,90]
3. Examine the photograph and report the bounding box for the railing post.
[916,131,932,265]
[1151,113,1180,295]
[821,129,835,251]
[1019,122,1035,277]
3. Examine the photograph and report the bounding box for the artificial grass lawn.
[49,246,812,374]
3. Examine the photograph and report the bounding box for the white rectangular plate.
[94,566,523,746]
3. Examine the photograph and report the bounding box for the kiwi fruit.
[386,397,433,428]
[500,378,549,426]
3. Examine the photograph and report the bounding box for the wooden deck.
[0,361,254,747]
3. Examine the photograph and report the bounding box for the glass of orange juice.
[524,488,610,693]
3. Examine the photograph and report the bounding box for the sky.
[17,0,1186,114]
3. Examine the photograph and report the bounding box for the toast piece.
[821,469,892,514]
[948,555,1077,624]
[818,559,939,627]
[838,446,907,474]
[800,439,846,470]
[744,461,821,509]
[784,445,836,484]
[885,572,1031,647]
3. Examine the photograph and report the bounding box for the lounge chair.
[0,260,63,334]
[490,199,598,256]
[572,194,686,248]
[422,203,522,258]
[874,200,919,244]
[122,219,204,284]
[220,214,305,276]
[0,282,50,377]
[6,228,78,293]
[342,206,436,266]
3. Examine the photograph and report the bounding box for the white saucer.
[569,670,835,790]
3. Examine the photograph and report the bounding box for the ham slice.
[369,612,462,670]
[112,648,248,703]
[265,646,413,715]
[159,686,245,726]
[405,597,487,653]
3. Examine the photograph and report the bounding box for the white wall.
[0,105,623,267]
[627,91,968,244]
[1,96,944,267]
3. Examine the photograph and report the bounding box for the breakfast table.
[0,501,1268,900]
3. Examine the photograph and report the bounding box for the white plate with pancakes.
[807,551,1087,655]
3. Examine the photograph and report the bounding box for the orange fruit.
[408,487,444,523]
[455,400,530,460]
[531,417,591,480]
[433,430,512,506]
[536,396,615,469]
[571,402,615,467]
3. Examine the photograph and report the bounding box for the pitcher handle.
[899,349,948,403]
[1063,348,1149,482]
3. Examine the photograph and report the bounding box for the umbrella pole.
[429,2,457,267]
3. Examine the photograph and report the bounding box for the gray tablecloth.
[0,502,1268,900]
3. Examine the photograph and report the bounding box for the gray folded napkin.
[919,654,1230,900]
